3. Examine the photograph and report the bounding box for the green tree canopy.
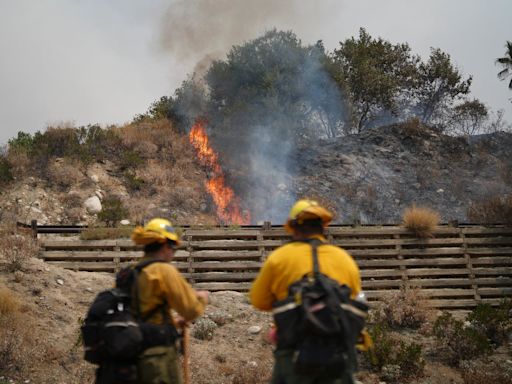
[331,28,419,133]
[414,48,472,126]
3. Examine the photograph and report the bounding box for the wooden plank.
[357,257,467,268]
[40,251,189,260]
[470,256,512,265]
[189,240,284,249]
[188,261,262,270]
[350,247,465,258]
[472,267,512,276]
[361,270,403,278]
[466,247,512,256]
[191,250,261,259]
[184,229,260,238]
[182,272,258,281]
[192,282,252,291]
[335,238,465,248]
[477,287,512,296]
[465,237,512,245]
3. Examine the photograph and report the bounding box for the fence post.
[31,220,38,239]
[460,228,480,304]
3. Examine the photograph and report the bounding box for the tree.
[414,48,472,126]
[449,99,488,136]
[496,41,512,94]
[331,28,419,133]
[206,30,345,140]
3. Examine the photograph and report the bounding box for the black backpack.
[272,239,369,377]
[81,259,179,366]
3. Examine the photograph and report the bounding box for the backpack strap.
[132,259,171,323]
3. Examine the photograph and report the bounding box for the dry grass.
[467,195,512,225]
[46,158,85,191]
[0,285,40,376]
[402,205,440,238]
[0,284,21,316]
[461,360,512,384]
[79,226,134,240]
[0,225,39,272]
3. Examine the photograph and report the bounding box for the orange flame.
[189,120,250,224]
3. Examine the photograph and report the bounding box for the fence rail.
[38,225,512,309]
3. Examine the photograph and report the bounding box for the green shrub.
[467,300,512,346]
[97,196,129,227]
[0,156,13,186]
[366,321,425,381]
[8,131,35,153]
[119,150,144,170]
[124,170,145,192]
[79,226,134,240]
[192,318,217,340]
[432,312,491,366]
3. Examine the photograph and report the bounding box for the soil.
[1,253,511,384]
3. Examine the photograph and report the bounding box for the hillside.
[0,120,511,228]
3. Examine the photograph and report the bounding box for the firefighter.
[250,200,362,384]
[130,218,209,384]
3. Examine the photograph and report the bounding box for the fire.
[189,120,250,224]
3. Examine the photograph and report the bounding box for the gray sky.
[0,0,511,145]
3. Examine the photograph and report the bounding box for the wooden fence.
[38,225,512,309]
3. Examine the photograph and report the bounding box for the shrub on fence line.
[402,204,440,238]
[79,226,134,240]
[376,287,432,329]
[467,195,512,225]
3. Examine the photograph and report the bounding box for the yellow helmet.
[284,199,333,233]
[131,218,180,246]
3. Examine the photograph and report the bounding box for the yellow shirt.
[250,237,361,311]
[136,259,206,324]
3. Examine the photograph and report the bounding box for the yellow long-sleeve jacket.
[250,236,361,311]
[136,258,206,325]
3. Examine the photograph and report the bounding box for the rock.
[90,174,99,183]
[95,190,103,199]
[247,361,257,367]
[277,183,286,191]
[30,206,42,214]
[120,219,130,226]
[56,279,64,285]
[436,188,444,193]
[248,325,262,334]
[85,287,93,293]
[84,196,102,213]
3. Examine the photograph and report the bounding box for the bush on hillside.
[461,360,512,384]
[0,285,41,376]
[0,226,38,272]
[46,159,85,191]
[467,195,512,224]
[0,156,13,186]
[402,205,440,238]
[365,321,425,381]
[97,196,129,227]
[467,300,512,347]
[432,312,491,366]
[376,288,431,329]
